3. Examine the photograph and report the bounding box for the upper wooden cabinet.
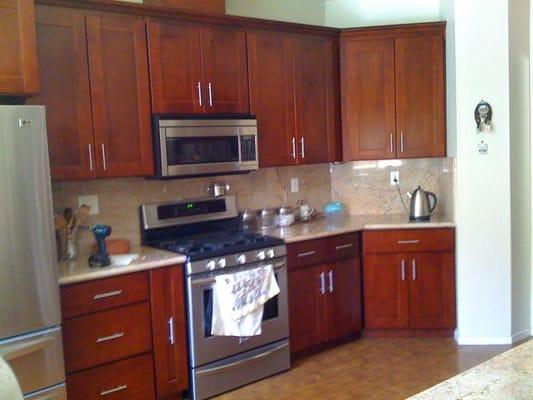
[143,0,225,13]
[0,0,39,95]
[29,6,153,180]
[341,23,446,161]
[147,20,249,114]
[248,31,340,168]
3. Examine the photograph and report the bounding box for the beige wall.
[225,0,325,25]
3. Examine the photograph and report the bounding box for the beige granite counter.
[58,246,187,286]
[408,339,533,399]
[261,214,455,243]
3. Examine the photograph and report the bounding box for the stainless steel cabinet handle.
[168,316,175,345]
[400,132,405,153]
[401,259,406,281]
[96,332,124,343]
[101,144,107,170]
[390,133,394,153]
[300,137,305,158]
[291,137,296,159]
[208,82,213,106]
[319,272,325,295]
[297,250,316,258]
[398,240,420,245]
[88,144,94,171]
[100,385,127,396]
[197,82,203,106]
[328,270,334,293]
[93,290,123,300]
[412,259,417,281]
[335,243,353,251]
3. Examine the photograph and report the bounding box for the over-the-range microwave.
[152,115,259,178]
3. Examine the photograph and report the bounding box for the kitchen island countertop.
[261,214,455,243]
[58,246,186,286]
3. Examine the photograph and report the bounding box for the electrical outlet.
[78,194,99,215]
[390,171,400,186]
[290,178,299,193]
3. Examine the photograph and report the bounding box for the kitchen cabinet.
[341,23,446,161]
[150,266,189,399]
[288,233,361,354]
[147,20,249,114]
[143,0,225,14]
[248,31,340,167]
[29,6,153,180]
[362,228,456,335]
[61,266,189,399]
[0,0,39,95]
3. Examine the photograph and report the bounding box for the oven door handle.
[196,341,289,376]
[191,262,286,287]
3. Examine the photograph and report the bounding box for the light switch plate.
[291,178,299,193]
[78,194,99,215]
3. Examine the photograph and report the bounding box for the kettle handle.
[427,192,438,215]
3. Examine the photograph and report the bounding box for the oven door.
[187,260,289,368]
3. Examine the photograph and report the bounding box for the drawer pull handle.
[96,332,124,343]
[335,243,353,250]
[93,290,123,300]
[100,385,128,396]
[297,251,317,258]
[397,240,420,245]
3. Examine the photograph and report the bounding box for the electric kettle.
[407,186,437,221]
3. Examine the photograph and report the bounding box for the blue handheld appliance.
[88,224,112,267]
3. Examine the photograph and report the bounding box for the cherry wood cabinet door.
[0,0,39,95]
[326,257,362,341]
[28,6,95,180]
[147,20,203,113]
[86,13,153,177]
[395,34,445,158]
[340,38,396,161]
[294,35,338,164]
[288,264,327,353]
[248,31,296,168]
[150,266,189,398]
[143,0,225,13]
[200,25,249,113]
[363,254,409,329]
[408,253,456,329]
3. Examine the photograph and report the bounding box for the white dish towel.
[211,264,280,337]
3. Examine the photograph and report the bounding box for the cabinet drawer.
[287,238,327,269]
[325,233,360,260]
[66,353,155,400]
[63,302,152,373]
[61,272,149,319]
[363,229,454,254]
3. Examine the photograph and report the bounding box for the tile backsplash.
[53,158,454,251]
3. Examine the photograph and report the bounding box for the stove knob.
[236,254,247,264]
[206,260,216,271]
[217,258,227,268]
[256,250,266,261]
[266,248,275,259]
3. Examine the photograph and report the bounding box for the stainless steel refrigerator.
[0,106,66,399]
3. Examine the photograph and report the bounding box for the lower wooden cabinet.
[288,233,362,354]
[362,229,456,335]
[150,266,189,399]
[61,266,189,399]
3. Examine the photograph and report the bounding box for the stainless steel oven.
[186,252,290,400]
[152,116,258,178]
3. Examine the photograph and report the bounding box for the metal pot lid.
[277,205,294,215]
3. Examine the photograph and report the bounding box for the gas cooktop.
[156,230,284,261]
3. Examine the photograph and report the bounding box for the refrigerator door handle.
[1,336,54,362]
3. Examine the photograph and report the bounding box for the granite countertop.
[261,214,455,243]
[58,246,187,286]
[408,339,533,399]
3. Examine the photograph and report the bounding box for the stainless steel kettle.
[407,186,437,221]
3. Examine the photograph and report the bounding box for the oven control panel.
[187,245,287,275]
